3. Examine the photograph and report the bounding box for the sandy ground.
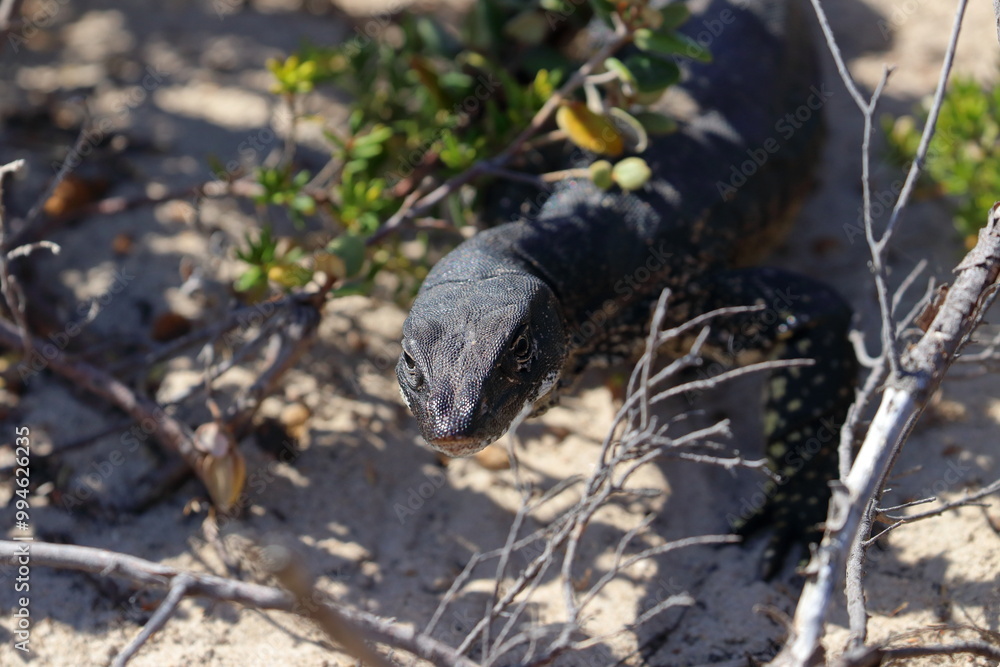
[1,0,999,665]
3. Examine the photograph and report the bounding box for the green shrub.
[884,75,1000,245]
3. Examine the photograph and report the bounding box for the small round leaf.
[589,160,614,190]
[612,157,652,191]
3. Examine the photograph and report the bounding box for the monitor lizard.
[396,0,857,576]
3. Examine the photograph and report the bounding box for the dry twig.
[0,540,477,667]
[773,163,996,667]
[426,290,820,665]
[770,1,983,663]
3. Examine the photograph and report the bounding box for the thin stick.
[865,477,1000,544]
[261,544,398,667]
[0,540,478,667]
[18,111,93,239]
[0,160,34,353]
[837,640,1000,666]
[880,0,967,248]
[111,573,193,667]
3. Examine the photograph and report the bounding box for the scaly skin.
[397,0,856,576]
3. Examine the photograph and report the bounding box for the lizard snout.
[425,434,490,457]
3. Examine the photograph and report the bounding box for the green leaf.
[634,29,712,63]
[323,129,347,150]
[348,108,365,134]
[352,142,386,160]
[632,110,678,135]
[292,194,316,214]
[463,0,505,52]
[328,233,367,278]
[438,71,475,93]
[532,69,556,102]
[623,54,681,94]
[354,124,393,146]
[438,130,477,169]
[608,107,649,153]
[414,16,461,56]
[235,266,265,293]
[659,4,691,30]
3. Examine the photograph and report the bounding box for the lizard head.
[397,274,566,457]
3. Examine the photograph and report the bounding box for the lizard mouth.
[426,435,494,457]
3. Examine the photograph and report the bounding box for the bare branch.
[836,640,1000,666]
[865,477,1000,544]
[111,573,193,667]
[0,540,478,667]
[772,201,1000,666]
[0,316,204,475]
[881,0,967,248]
[0,159,35,355]
[770,1,974,661]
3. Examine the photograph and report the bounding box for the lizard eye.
[401,349,423,389]
[511,330,532,366]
